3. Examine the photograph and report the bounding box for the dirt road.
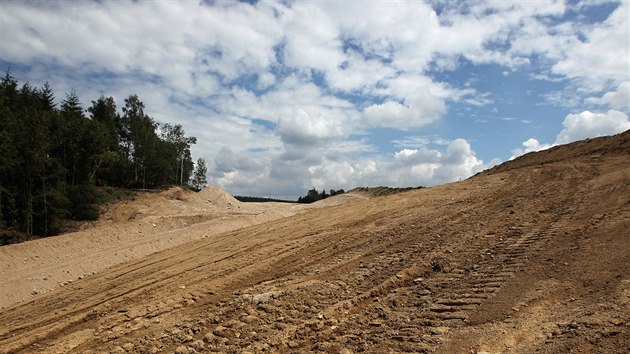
[0,132,629,353]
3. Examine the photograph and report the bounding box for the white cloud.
[465,93,494,107]
[281,3,344,74]
[363,100,440,129]
[394,148,441,165]
[510,138,554,159]
[362,74,457,129]
[395,139,486,186]
[208,136,488,197]
[550,1,629,89]
[555,110,630,144]
[508,1,628,100]
[2,0,628,198]
[276,108,347,146]
[391,135,450,149]
[587,81,630,111]
[325,51,397,92]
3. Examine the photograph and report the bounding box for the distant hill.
[234,196,298,203]
[350,186,423,196]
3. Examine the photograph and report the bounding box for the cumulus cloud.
[2,0,627,198]
[384,139,487,186]
[510,138,554,159]
[550,1,628,89]
[587,82,630,111]
[276,109,348,146]
[310,139,486,190]
[208,137,488,198]
[0,1,284,94]
[362,74,462,129]
[555,110,630,144]
[363,101,433,129]
[282,3,344,74]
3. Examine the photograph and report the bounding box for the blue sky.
[1,0,628,198]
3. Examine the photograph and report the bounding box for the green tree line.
[0,72,199,239]
[297,188,345,203]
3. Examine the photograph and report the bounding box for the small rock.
[240,315,258,324]
[203,332,216,343]
[429,327,449,335]
[213,325,233,338]
[309,322,324,331]
[121,342,134,351]
[190,339,205,351]
[174,346,189,354]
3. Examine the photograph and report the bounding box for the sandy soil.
[0,131,628,353]
[0,187,365,309]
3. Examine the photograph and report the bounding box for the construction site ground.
[0,131,629,353]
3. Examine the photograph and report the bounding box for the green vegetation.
[297,188,345,204]
[190,158,208,192]
[0,71,196,241]
[234,196,297,203]
[351,186,423,196]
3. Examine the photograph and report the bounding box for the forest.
[0,72,202,241]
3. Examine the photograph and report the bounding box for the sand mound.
[101,186,241,224]
[192,186,241,207]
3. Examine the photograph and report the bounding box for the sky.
[1,0,629,199]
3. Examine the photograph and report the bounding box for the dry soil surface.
[0,187,365,308]
[0,131,629,353]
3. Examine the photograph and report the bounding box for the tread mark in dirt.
[158,222,560,353]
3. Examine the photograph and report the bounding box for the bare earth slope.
[0,187,357,309]
[1,131,629,353]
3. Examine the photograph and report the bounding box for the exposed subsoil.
[1,131,629,353]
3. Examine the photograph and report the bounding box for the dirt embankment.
[0,131,628,353]
[0,186,364,309]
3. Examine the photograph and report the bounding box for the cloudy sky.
[1,0,629,198]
